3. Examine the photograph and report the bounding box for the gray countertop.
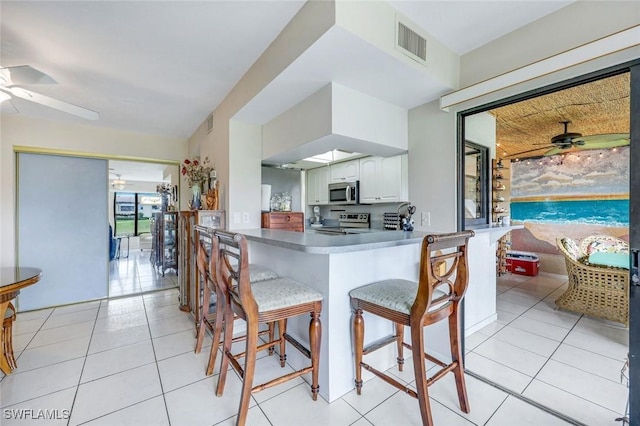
[465,224,524,233]
[241,228,430,254]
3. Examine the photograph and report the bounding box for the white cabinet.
[330,159,359,182]
[306,167,329,205]
[359,155,408,203]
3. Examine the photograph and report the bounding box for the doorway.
[459,62,638,424]
[108,160,180,297]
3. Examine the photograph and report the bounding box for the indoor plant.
[181,157,214,209]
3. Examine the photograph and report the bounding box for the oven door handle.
[345,186,351,202]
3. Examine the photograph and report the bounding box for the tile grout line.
[476,273,628,422]
[8,308,56,373]
[65,300,102,426]
[141,289,174,426]
[68,289,181,425]
[467,370,586,426]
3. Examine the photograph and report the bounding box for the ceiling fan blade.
[0,99,19,114]
[504,146,553,159]
[575,133,630,143]
[577,138,630,150]
[0,65,56,85]
[7,87,99,120]
[543,146,580,156]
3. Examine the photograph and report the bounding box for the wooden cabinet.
[178,212,192,312]
[330,159,359,182]
[178,210,225,320]
[262,212,304,232]
[359,154,407,203]
[306,167,329,205]
[151,211,178,276]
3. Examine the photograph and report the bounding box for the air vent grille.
[206,113,214,134]
[396,20,427,64]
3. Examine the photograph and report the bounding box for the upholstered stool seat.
[349,279,447,315]
[349,231,474,426]
[249,277,323,311]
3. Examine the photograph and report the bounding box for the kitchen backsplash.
[261,167,302,211]
[308,203,409,229]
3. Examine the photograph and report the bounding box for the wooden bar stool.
[349,230,474,426]
[193,227,278,374]
[214,230,323,426]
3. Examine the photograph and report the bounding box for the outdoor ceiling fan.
[506,121,629,159]
[0,65,99,120]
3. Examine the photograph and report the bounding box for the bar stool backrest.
[214,230,258,320]
[413,231,474,320]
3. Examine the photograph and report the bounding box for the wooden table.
[0,267,42,374]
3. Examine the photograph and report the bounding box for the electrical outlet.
[233,212,241,224]
[421,211,431,226]
[242,212,250,224]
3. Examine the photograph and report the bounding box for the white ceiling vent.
[206,113,214,134]
[395,16,427,66]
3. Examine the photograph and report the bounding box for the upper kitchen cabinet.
[330,159,359,182]
[307,166,329,205]
[359,154,408,204]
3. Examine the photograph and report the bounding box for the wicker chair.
[556,237,629,327]
[579,235,629,256]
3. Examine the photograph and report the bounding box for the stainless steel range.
[314,213,370,235]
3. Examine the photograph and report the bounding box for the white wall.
[0,115,187,267]
[331,83,407,151]
[335,0,458,90]
[465,112,497,159]
[192,1,336,228]
[460,2,640,87]
[407,100,457,233]
[229,120,262,230]
[262,82,408,164]
[262,84,333,160]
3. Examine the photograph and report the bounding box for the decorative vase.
[191,183,202,210]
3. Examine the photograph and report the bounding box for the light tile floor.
[466,272,629,426]
[0,272,628,425]
[109,250,177,297]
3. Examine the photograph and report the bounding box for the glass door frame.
[456,59,639,422]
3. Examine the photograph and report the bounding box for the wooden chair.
[349,230,474,426]
[2,302,17,370]
[214,230,323,426]
[193,227,278,375]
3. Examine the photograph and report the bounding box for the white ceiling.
[389,1,574,55]
[108,160,177,184]
[1,1,574,142]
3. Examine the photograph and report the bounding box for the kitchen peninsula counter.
[238,226,500,403]
[242,228,428,254]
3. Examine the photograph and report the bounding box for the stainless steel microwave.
[328,181,359,205]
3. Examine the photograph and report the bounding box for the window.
[114,192,161,236]
[463,141,489,227]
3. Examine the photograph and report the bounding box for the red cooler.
[505,251,540,276]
